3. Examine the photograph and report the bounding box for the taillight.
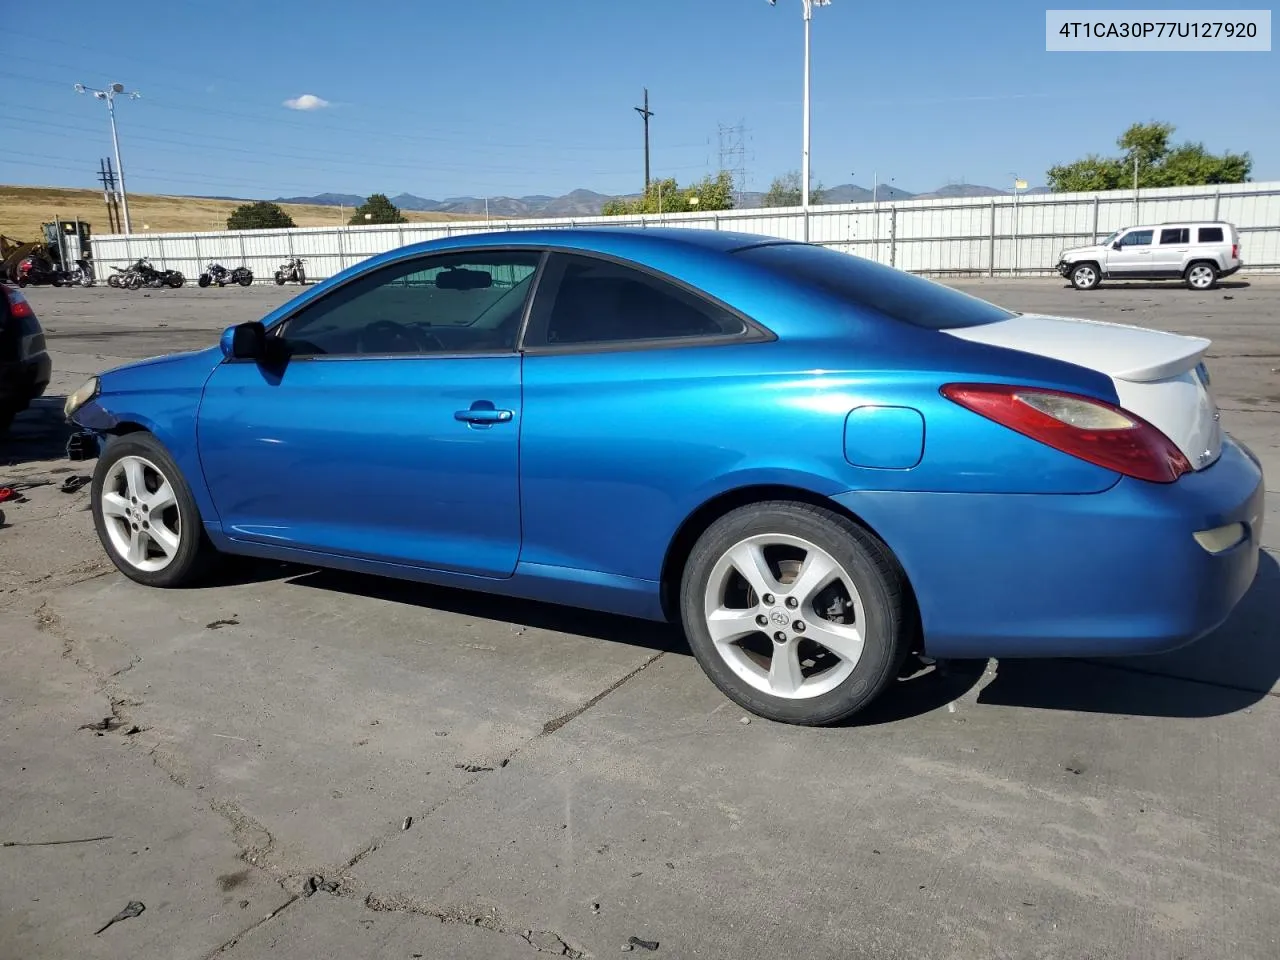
[1232,243,1239,259]
[941,383,1192,484]
[3,286,34,320]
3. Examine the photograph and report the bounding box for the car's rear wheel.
[680,501,910,725]
[1185,261,1218,290]
[91,433,219,587]
[1070,262,1101,290]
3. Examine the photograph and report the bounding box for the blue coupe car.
[64,228,1264,725]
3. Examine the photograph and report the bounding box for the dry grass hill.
[0,185,477,241]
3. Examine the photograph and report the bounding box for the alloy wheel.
[1188,264,1215,289]
[100,455,182,572]
[702,533,867,700]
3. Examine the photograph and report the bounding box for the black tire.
[1069,261,1101,290]
[679,501,910,726]
[90,433,220,588]
[16,277,27,288]
[107,274,121,288]
[168,273,185,288]
[198,274,211,288]
[296,266,306,285]
[274,272,286,285]
[1184,260,1218,291]
[237,271,253,287]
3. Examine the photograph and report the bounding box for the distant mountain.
[276,182,1046,218]
[277,192,367,207]
[822,183,917,203]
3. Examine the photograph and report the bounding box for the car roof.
[364,226,788,265]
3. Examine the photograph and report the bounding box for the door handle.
[455,401,513,425]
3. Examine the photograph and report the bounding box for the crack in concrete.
[200,896,300,959]
[541,652,666,737]
[361,890,586,958]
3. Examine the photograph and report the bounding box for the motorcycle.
[15,256,67,287]
[114,258,184,290]
[274,257,306,285]
[198,261,254,288]
[65,258,96,287]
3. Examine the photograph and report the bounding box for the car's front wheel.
[680,501,910,725]
[91,433,219,587]
[1069,262,1101,290]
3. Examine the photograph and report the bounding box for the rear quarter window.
[1198,226,1225,243]
[734,243,1014,330]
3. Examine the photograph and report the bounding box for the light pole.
[1010,172,1027,275]
[75,82,141,234]
[770,0,830,218]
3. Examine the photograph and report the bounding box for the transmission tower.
[717,120,748,207]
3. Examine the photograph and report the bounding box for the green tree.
[226,201,296,230]
[601,171,736,216]
[349,193,407,225]
[1047,122,1251,192]
[762,170,825,207]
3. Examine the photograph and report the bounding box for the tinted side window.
[1119,230,1153,247]
[733,242,1014,330]
[538,255,747,346]
[1159,228,1189,244]
[277,251,540,357]
[1198,226,1225,243]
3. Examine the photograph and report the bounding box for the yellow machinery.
[1,218,93,282]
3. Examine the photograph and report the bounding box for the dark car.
[0,283,52,432]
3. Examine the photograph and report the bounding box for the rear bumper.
[834,437,1265,659]
[1221,262,1242,278]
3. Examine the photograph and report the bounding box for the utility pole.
[75,82,140,234]
[634,87,654,192]
[97,158,119,233]
[717,120,748,208]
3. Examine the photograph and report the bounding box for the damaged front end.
[66,430,101,461]
[63,376,112,461]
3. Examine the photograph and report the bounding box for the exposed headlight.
[64,377,100,419]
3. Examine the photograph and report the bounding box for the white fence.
[89,181,1280,284]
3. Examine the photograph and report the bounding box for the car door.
[1104,228,1154,276]
[516,251,772,584]
[1152,225,1190,276]
[196,248,542,578]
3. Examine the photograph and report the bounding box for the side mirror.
[220,321,267,360]
[1111,241,1122,250]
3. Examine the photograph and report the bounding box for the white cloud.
[283,94,330,111]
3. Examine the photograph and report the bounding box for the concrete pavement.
[2,278,1278,959]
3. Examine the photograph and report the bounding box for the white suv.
[1056,221,1242,291]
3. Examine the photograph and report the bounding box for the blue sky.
[1,0,1275,200]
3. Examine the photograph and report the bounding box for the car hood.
[98,344,224,390]
[1059,244,1104,261]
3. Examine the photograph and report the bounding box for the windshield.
[1099,231,1121,246]
[734,243,1015,330]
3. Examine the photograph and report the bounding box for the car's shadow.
[221,549,1280,726]
[0,397,73,467]
[1062,280,1251,292]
